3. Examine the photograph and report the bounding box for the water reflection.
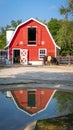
[55,91,73,113]
[0,88,73,130]
[9,89,56,115]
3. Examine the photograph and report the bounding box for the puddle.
[0,88,73,130]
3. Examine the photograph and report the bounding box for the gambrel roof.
[5,18,60,49]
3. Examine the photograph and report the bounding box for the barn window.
[39,49,47,59]
[28,91,36,107]
[28,27,36,45]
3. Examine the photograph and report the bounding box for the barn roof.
[5,18,60,49]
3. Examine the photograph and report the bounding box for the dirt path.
[0,65,73,91]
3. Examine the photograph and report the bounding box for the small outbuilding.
[5,18,60,65]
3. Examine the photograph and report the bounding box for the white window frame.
[39,48,47,60]
[27,90,36,108]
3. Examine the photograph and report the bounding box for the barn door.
[13,49,20,64]
[20,49,28,65]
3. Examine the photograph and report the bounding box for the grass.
[35,113,73,130]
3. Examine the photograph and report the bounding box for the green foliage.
[47,18,73,56]
[35,114,73,130]
[60,0,73,18]
[56,20,73,56]
[0,27,6,49]
[47,18,61,41]
[0,19,22,49]
[54,91,73,112]
[36,17,47,25]
[58,0,73,55]
[10,19,22,28]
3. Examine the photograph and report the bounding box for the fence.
[57,56,73,64]
[0,51,73,65]
[0,50,7,65]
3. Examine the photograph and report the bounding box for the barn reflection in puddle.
[0,88,73,130]
[7,88,56,115]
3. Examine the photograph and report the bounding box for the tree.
[56,20,73,55]
[60,0,73,18]
[47,18,61,42]
[54,91,73,112]
[0,19,22,49]
[10,19,22,28]
[59,0,73,55]
[0,27,6,49]
[36,17,47,25]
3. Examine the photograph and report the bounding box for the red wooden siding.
[11,88,55,114]
[6,18,60,64]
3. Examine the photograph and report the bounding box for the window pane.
[28,91,36,107]
[39,49,46,59]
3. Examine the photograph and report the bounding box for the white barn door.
[20,49,28,65]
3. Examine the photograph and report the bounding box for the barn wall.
[12,89,54,114]
[9,20,56,64]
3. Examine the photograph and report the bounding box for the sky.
[0,0,66,27]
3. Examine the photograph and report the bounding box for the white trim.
[27,26,31,28]
[27,89,36,91]
[39,48,47,60]
[8,47,9,60]
[29,61,43,65]
[5,18,60,50]
[27,44,37,46]
[27,89,36,108]
[7,48,10,64]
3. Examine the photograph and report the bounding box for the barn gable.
[5,18,60,49]
[10,89,56,116]
[5,18,60,65]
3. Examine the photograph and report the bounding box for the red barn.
[5,18,60,65]
[10,88,56,115]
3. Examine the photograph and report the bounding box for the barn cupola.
[6,28,15,44]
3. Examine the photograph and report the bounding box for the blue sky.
[0,0,66,27]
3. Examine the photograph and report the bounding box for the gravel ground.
[0,65,73,91]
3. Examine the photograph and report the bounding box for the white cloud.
[48,5,57,10]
